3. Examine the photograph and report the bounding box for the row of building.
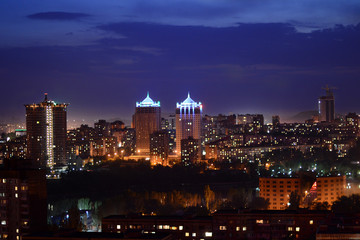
[1,89,359,172]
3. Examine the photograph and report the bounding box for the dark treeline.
[47,161,257,201]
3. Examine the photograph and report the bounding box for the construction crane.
[322,85,337,96]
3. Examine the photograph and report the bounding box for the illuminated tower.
[175,93,202,156]
[25,94,68,169]
[134,92,161,154]
[318,86,335,122]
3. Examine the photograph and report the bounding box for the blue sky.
[0,0,360,125]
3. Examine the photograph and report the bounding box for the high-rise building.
[272,115,280,126]
[318,86,335,122]
[175,93,202,156]
[25,94,68,169]
[134,93,161,154]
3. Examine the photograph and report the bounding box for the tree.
[311,201,330,210]
[287,191,300,210]
[332,194,360,214]
[249,197,270,210]
[204,185,215,211]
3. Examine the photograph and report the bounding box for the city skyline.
[0,1,360,124]
[0,88,354,128]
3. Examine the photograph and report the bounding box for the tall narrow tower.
[134,92,161,154]
[25,93,68,169]
[175,93,202,156]
[318,85,335,122]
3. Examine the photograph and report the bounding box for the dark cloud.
[27,12,91,21]
[0,22,359,123]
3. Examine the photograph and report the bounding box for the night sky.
[1,0,360,126]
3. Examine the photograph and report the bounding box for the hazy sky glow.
[1,0,360,125]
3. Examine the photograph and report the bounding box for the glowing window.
[309,220,313,225]
[219,226,227,230]
[296,227,300,232]
[205,232,212,237]
[116,225,121,230]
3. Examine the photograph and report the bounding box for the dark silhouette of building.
[25,93,68,169]
[95,120,111,138]
[319,86,335,122]
[0,159,47,240]
[133,93,161,155]
[102,210,329,240]
[272,115,280,126]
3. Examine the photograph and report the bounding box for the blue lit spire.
[136,92,160,107]
[176,92,202,117]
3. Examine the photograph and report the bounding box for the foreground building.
[25,93,68,168]
[102,210,329,240]
[259,175,346,210]
[134,93,161,155]
[0,159,47,240]
[175,93,202,157]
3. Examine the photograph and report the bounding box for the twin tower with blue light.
[136,92,203,157]
[136,92,203,114]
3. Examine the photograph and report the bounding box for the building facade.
[175,93,202,156]
[181,137,201,165]
[0,160,47,240]
[25,94,68,168]
[134,93,161,155]
[259,177,301,210]
[150,131,169,166]
[102,210,329,240]
[316,176,345,205]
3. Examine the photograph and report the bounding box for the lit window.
[236,227,240,231]
[185,232,190,237]
[15,186,18,191]
[192,233,196,237]
[242,227,247,231]
[163,225,170,229]
[1,220,6,225]
[205,232,212,237]
[15,193,18,198]
[219,226,227,230]
[117,225,121,230]
[296,227,300,232]
[171,226,177,230]
[158,225,163,229]
[309,220,313,225]
[256,219,264,224]
[288,227,293,231]
[178,225,183,230]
